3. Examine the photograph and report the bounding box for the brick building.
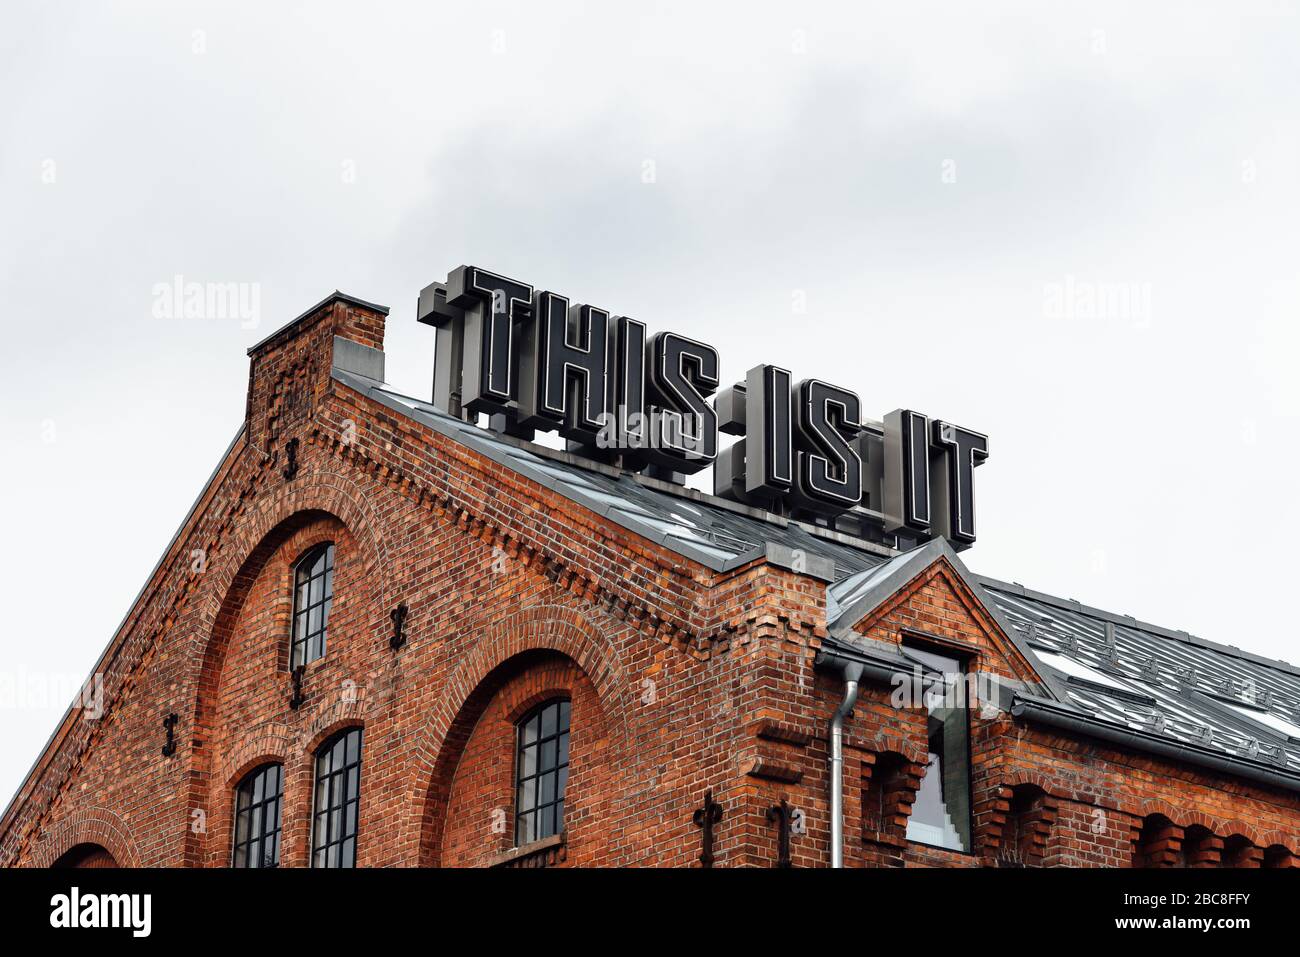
[3,289,1298,869]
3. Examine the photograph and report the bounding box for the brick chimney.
[244,292,389,458]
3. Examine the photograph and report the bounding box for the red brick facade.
[3,295,1297,868]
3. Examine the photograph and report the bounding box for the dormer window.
[291,543,334,668]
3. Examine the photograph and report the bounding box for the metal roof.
[336,367,895,579]
[981,579,1300,777]
[335,364,1300,788]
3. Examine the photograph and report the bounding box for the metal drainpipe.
[828,661,864,869]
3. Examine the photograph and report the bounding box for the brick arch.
[997,770,1058,795]
[180,469,393,865]
[1257,827,1300,855]
[302,699,370,756]
[28,807,141,869]
[214,725,295,791]
[1137,799,1217,833]
[402,603,634,865]
[1217,819,1262,847]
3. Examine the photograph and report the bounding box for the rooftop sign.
[418,265,988,548]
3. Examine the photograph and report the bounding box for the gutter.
[1011,697,1300,795]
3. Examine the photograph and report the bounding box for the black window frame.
[291,543,335,669]
[231,763,284,868]
[514,699,570,846]
[310,727,363,868]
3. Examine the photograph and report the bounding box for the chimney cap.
[246,290,390,357]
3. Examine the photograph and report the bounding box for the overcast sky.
[2,1,1299,807]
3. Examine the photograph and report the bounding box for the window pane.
[540,704,558,737]
[518,777,536,813]
[522,715,539,745]
[519,744,537,779]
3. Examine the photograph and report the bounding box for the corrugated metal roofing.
[980,580,1300,773]
[337,366,1300,784]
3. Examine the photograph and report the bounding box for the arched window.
[291,543,334,668]
[515,699,570,846]
[232,764,283,868]
[311,728,363,868]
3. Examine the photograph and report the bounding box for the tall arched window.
[311,728,363,868]
[232,763,284,868]
[291,543,334,668]
[515,699,570,845]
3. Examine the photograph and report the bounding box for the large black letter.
[644,332,719,473]
[931,421,988,546]
[792,379,863,513]
[443,266,533,416]
[883,409,932,534]
[517,293,609,442]
[745,364,794,500]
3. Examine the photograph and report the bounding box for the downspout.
[828,660,864,869]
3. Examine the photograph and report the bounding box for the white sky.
[2,0,1299,808]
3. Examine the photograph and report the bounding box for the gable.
[825,538,1068,703]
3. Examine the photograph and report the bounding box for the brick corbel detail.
[975,784,1060,867]
[859,751,924,859]
[1134,820,1184,868]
